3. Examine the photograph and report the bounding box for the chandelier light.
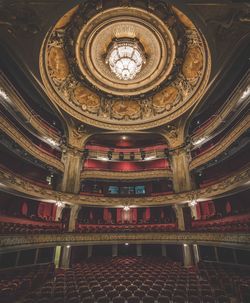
[123,205,130,211]
[106,38,146,81]
[55,197,65,208]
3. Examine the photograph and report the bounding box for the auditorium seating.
[0,263,54,303]
[192,214,250,232]
[0,221,62,234]
[198,261,250,303]
[19,257,241,303]
[77,224,178,233]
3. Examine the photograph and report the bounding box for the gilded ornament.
[48,47,69,81]
[182,47,203,80]
[172,7,195,29]
[153,87,179,112]
[73,86,100,113]
[112,100,141,119]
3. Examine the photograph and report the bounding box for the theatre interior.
[0,0,249,302]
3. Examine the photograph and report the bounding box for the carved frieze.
[0,164,248,207]
[0,232,249,251]
[40,0,211,130]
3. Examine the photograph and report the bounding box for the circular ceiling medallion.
[75,7,175,96]
[40,1,211,131]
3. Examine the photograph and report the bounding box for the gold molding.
[0,232,249,250]
[0,164,249,207]
[191,72,250,143]
[81,169,172,180]
[39,4,211,131]
[190,114,250,170]
[0,72,61,145]
[0,115,64,172]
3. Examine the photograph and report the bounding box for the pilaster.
[61,147,83,194]
[183,244,194,267]
[174,204,186,231]
[170,147,193,193]
[68,204,80,232]
[60,245,71,269]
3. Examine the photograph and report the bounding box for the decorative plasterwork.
[0,164,248,207]
[190,114,250,170]
[40,1,211,130]
[191,71,250,144]
[0,72,61,145]
[81,169,172,180]
[0,232,249,251]
[0,115,64,172]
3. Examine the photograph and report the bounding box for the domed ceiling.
[40,0,211,131]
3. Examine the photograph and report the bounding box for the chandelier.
[106,38,146,81]
[55,196,65,208]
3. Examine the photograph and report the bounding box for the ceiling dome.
[40,0,211,130]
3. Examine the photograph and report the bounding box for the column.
[161,244,167,257]
[183,244,194,267]
[68,205,80,232]
[170,148,193,193]
[87,245,93,258]
[214,247,219,262]
[174,204,185,231]
[112,244,118,257]
[136,244,142,257]
[60,245,71,269]
[193,244,200,265]
[61,147,83,194]
[15,251,20,267]
[34,248,39,264]
[54,246,62,269]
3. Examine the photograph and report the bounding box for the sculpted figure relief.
[73,86,100,113]
[182,47,203,80]
[112,100,141,119]
[48,47,69,81]
[153,86,179,112]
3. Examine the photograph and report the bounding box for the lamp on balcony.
[55,196,65,208]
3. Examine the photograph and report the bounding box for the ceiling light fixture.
[55,196,65,208]
[123,205,130,211]
[106,38,146,81]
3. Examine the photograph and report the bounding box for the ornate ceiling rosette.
[40,0,211,130]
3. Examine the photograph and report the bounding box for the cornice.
[191,71,250,143]
[190,114,250,170]
[0,72,61,145]
[0,232,249,251]
[0,164,249,207]
[0,115,64,172]
[81,169,172,180]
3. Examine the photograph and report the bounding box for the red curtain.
[117,208,122,224]
[200,200,215,220]
[145,208,150,221]
[21,202,28,216]
[226,201,232,214]
[132,208,137,223]
[103,208,112,223]
[196,203,201,220]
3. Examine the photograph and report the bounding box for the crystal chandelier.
[106,38,146,81]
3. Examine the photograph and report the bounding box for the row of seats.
[77,224,178,233]
[0,221,62,234]
[192,218,250,232]
[21,257,233,303]
[199,261,250,303]
[0,263,54,303]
